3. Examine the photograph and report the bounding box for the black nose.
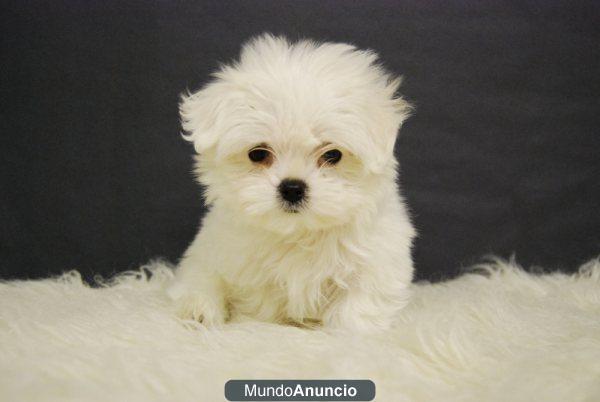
[278,179,307,204]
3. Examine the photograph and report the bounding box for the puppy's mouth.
[280,201,305,214]
[281,204,302,214]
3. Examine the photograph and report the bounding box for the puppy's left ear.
[369,76,413,172]
[179,82,233,154]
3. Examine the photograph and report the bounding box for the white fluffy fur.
[169,34,415,331]
[2,259,600,401]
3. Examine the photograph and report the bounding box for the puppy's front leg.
[167,264,228,327]
[322,279,410,333]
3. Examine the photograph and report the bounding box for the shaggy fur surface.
[1,259,600,402]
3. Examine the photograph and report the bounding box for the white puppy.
[168,34,415,332]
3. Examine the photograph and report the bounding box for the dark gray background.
[1,0,599,282]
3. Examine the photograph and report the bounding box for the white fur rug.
[1,259,600,402]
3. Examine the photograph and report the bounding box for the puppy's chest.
[223,240,355,320]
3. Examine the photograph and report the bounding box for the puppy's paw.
[322,295,399,333]
[324,312,390,334]
[171,291,228,327]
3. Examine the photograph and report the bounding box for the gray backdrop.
[1,0,599,282]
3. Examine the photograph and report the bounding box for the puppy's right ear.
[179,83,230,154]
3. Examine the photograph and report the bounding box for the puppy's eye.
[248,147,273,166]
[319,149,342,166]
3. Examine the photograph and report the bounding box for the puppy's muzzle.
[278,178,307,205]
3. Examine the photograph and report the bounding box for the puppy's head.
[181,34,411,234]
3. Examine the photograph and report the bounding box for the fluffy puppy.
[168,34,415,332]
